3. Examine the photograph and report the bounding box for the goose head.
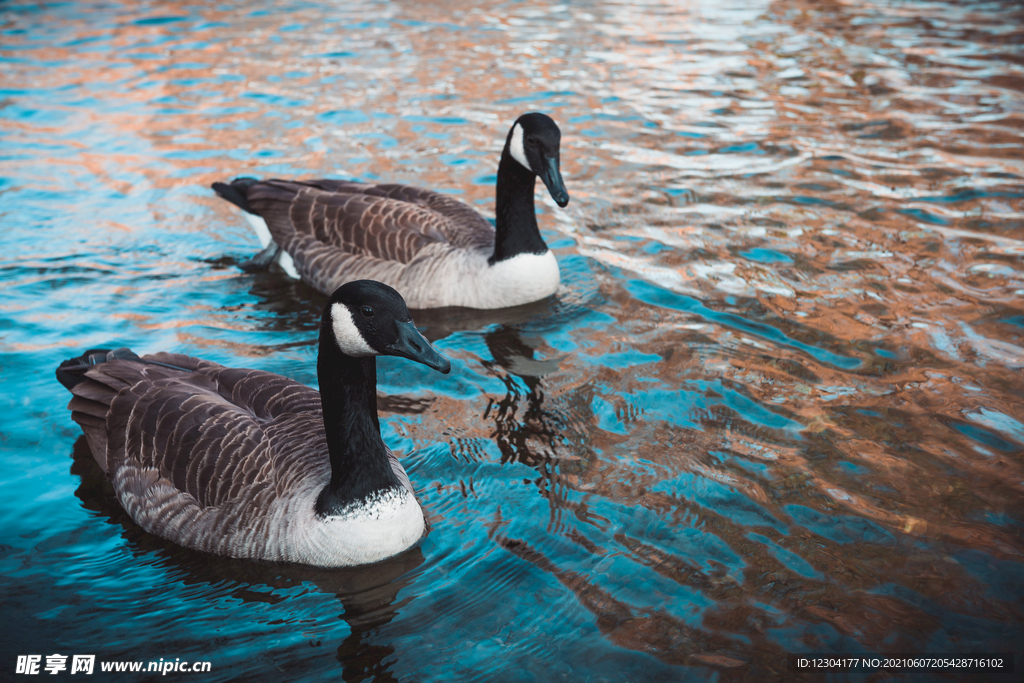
[325,280,451,373]
[506,112,570,208]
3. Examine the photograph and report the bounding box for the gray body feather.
[241,179,560,309]
[66,350,422,566]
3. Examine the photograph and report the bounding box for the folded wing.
[66,353,325,555]
[248,179,494,263]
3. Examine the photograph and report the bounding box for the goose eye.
[526,135,537,145]
[360,306,374,318]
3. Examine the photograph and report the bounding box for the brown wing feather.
[63,349,427,558]
[246,179,495,265]
[372,183,495,251]
[71,353,330,516]
[274,179,494,248]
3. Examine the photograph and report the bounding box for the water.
[2,0,1022,680]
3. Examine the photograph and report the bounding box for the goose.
[212,112,570,310]
[55,280,451,567]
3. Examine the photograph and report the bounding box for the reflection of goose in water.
[69,436,423,682]
[454,324,603,533]
[402,296,561,343]
[481,325,566,466]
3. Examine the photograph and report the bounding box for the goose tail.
[56,348,202,472]
[55,348,142,390]
[56,348,141,470]
[211,176,259,214]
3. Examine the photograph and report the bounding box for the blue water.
[2,0,1023,680]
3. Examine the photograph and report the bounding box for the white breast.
[271,485,425,567]
[402,250,560,309]
[476,251,561,307]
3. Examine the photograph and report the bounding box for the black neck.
[491,149,549,264]
[315,333,401,517]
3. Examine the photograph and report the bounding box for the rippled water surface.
[2,0,1023,680]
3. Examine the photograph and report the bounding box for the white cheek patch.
[331,303,377,357]
[509,123,532,172]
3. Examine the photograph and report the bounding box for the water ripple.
[1,0,1022,679]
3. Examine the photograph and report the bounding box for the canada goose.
[55,280,451,567]
[212,112,570,310]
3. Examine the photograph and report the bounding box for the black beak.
[387,321,451,374]
[539,155,570,208]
